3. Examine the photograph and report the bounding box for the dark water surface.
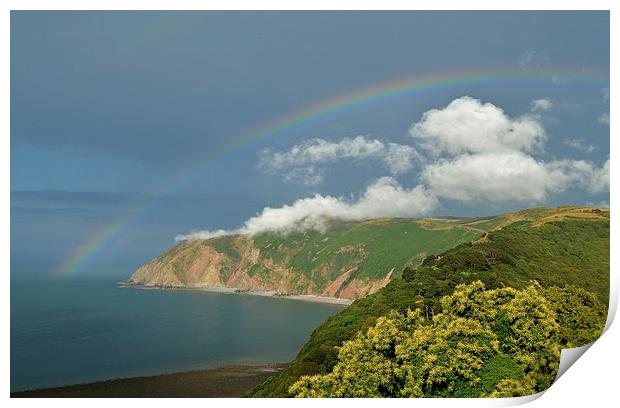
[10,280,343,392]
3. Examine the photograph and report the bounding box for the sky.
[10,11,609,280]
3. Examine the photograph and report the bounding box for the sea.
[10,279,345,392]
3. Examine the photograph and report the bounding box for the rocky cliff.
[127,217,484,299]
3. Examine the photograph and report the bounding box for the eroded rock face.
[127,218,487,299]
[128,236,378,298]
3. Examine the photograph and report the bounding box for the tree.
[290,281,604,398]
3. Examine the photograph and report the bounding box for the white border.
[3,2,616,407]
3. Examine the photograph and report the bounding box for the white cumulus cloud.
[410,96,546,156]
[383,143,420,175]
[411,96,607,203]
[421,152,575,202]
[175,229,233,241]
[530,98,553,112]
[176,177,437,240]
[421,154,609,203]
[259,136,419,184]
[564,138,596,154]
[585,159,609,194]
[260,136,384,170]
[282,166,325,186]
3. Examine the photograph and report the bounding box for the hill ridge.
[248,206,609,396]
[127,217,484,299]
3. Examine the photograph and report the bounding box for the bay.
[10,279,343,392]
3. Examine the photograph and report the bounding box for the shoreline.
[118,282,353,306]
[11,363,288,398]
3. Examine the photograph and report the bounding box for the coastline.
[118,282,353,306]
[11,363,288,398]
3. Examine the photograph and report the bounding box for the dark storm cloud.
[12,11,609,166]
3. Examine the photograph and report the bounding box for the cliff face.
[127,218,483,299]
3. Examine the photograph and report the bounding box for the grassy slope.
[272,219,482,288]
[137,218,482,296]
[249,207,609,397]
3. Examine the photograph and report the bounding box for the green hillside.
[255,218,482,285]
[129,218,483,299]
[249,206,609,397]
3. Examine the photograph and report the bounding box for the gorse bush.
[289,281,605,398]
[543,285,607,348]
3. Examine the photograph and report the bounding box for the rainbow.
[56,67,609,276]
[56,204,146,277]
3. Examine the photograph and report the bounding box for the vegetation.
[289,282,605,397]
[249,207,609,397]
[132,217,483,298]
[405,217,609,306]
[286,219,481,281]
[250,218,482,293]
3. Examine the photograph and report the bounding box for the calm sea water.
[10,279,344,392]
